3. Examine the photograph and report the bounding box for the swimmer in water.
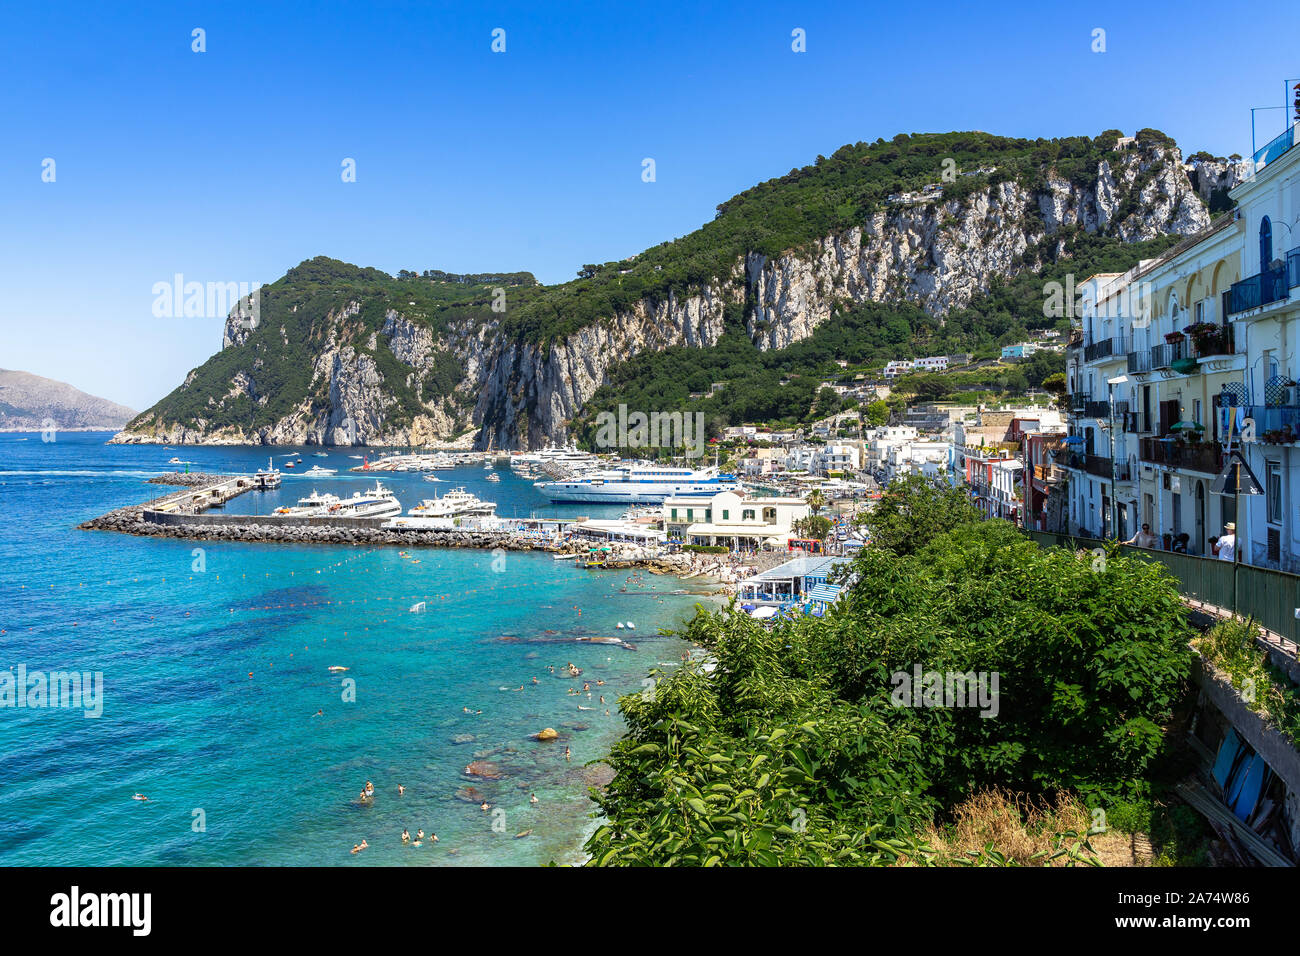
[531,677,538,685]
[416,829,424,842]
[530,794,538,805]
[402,829,410,844]
[430,833,438,843]
[564,747,571,762]
[132,793,148,801]
[480,802,491,812]
[312,709,323,717]
[397,784,405,796]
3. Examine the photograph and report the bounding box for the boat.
[274,489,341,516]
[485,473,501,482]
[534,463,741,503]
[301,465,336,477]
[422,475,443,483]
[254,457,282,489]
[328,482,403,518]
[167,456,182,465]
[285,461,295,468]
[314,452,329,458]
[407,487,496,519]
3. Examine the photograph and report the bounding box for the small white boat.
[314,452,329,458]
[168,457,182,464]
[423,475,443,482]
[301,466,336,477]
[616,622,625,630]
[410,602,427,613]
[485,473,501,482]
[625,622,635,630]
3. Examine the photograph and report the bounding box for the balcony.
[1253,123,1295,170]
[1150,340,1188,370]
[1139,437,1224,473]
[1289,247,1300,291]
[1187,322,1237,358]
[1083,336,1126,363]
[1243,405,1300,444]
[1228,265,1289,316]
[1123,410,1140,433]
[1127,350,1151,375]
[1067,392,1087,413]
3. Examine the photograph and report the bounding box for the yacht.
[485,472,501,482]
[407,487,496,518]
[274,489,341,516]
[313,452,329,458]
[328,482,403,518]
[254,457,282,489]
[301,465,337,477]
[534,463,741,503]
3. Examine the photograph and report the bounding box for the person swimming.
[416,829,425,842]
[564,747,571,762]
[402,829,410,844]
[480,801,491,812]
[530,794,538,805]
[132,793,148,801]
[397,784,405,796]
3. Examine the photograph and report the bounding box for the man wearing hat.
[1217,522,1237,562]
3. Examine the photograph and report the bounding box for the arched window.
[1261,216,1273,270]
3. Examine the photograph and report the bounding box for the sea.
[0,433,714,866]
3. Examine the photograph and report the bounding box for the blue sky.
[2,0,1296,410]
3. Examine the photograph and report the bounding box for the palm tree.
[806,489,826,515]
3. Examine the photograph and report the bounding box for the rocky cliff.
[115,135,1216,449]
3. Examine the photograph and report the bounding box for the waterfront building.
[1061,108,1300,566]
[662,491,810,551]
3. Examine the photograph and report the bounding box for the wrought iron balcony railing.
[1228,265,1289,315]
[1139,437,1223,473]
[1083,336,1126,363]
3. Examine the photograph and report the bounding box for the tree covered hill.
[122,127,1208,446]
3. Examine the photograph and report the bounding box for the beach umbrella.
[1170,421,1205,432]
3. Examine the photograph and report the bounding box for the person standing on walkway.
[1217,523,1237,562]
[1124,523,1159,549]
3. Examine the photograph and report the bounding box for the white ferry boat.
[407,487,496,519]
[534,463,741,503]
[274,489,341,516]
[254,457,282,489]
[328,482,402,518]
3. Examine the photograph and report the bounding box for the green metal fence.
[1023,530,1300,644]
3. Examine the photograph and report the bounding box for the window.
[722,510,729,521]
[670,508,678,520]
[1267,461,1282,524]
[1194,300,1204,324]
[1193,399,1201,426]
[742,509,755,521]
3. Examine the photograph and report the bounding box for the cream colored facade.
[1066,212,1243,551]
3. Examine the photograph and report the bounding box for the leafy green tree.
[857,473,981,556]
[865,399,890,426]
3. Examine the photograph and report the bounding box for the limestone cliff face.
[114,143,1214,449]
[748,147,1210,349]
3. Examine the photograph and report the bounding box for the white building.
[662,491,810,551]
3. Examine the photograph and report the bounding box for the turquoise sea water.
[0,433,710,865]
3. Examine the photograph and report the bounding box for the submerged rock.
[533,727,559,741]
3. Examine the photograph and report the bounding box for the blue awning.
[806,583,842,604]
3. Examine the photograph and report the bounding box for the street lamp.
[1107,374,1129,541]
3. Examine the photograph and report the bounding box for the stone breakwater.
[147,472,230,487]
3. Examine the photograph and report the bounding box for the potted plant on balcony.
[1184,321,1226,357]
[1164,330,1186,344]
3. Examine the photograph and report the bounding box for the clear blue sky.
[2,0,1296,411]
